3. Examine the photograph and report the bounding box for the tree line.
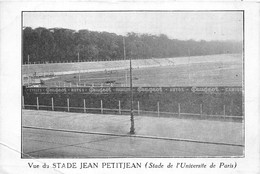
[23,27,242,64]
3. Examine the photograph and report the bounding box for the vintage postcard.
[0,1,259,174]
[21,11,244,158]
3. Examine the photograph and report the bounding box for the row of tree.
[23,27,242,64]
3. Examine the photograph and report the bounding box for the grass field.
[40,54,242,87]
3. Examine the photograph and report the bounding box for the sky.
[23,12,243,41]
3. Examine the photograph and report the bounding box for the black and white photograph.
[21,11,244,158]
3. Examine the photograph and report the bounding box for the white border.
[0,1,259,174]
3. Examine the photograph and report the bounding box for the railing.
[22,96,243,121]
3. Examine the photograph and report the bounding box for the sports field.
[23,54,243,87]
[43,60,242,87]
[22,110,244,158]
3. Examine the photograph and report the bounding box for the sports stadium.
[22,53,244,158]
[22,12,244,158]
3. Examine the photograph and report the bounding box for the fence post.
[119,100,121,114]
[101,100,103,114]
[67,98,70,112]
[51,97,54,111]
[83,99,86,113]
[138,101,140,115]
[200,104,203,117]
[157,101,160,117]
[22,96,25,109]
[178,103,181,117]
[36,97,39,110]
[223,105,226,118]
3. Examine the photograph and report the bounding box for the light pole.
[188,48,190,86]
[78,52,81,83]
[27,55,30,85]
[123,37,127,86]
[129,51,135,134]
[123,37,135,134]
